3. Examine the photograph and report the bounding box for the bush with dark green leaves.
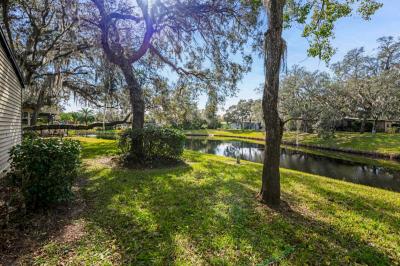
[22,130,39,140]
[119,127,186,162]
[9,138,81,208]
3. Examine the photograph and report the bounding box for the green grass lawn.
[284,132,400,155]
[191,135,400,171]
[28,138,400,265]
[72,137,120,158]
[185,129,266,139]
[186,129,400,155]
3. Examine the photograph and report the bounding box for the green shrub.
[119,127,186,162]
[22,130,39,140]
[67,130,77,136]
[9,138,81,208]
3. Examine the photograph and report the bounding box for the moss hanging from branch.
[23,113,131,131]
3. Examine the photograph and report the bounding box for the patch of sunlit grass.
[31,138,400,265]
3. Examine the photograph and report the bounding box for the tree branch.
[282,117,316,124]
[107,12,141,23]
[24,113,132,131]
[128,0,154,64]
[149,44,207,79]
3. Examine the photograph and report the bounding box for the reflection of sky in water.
[185,138,400,192]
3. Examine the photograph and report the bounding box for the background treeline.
[222,37,400,136]
[281,36,400,136]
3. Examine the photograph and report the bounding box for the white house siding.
[0,42,22,175]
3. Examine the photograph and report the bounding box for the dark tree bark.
[121,63,145,160]
[30,88,46,126]
[360,118,365,134]
[360,114,366,134]
[90,0,155,161]
[260,0,286,206]
[30,108,39,126]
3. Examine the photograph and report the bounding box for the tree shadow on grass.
[0,167,107,265]
[283,170,400,237]
[80,157,395,265]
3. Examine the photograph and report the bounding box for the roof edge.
[0,26,25,88]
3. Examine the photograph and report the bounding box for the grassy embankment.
[186,129,400,155]
[29,137,400,265]
[186,130,400,170]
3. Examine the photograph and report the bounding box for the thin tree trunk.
[360,115,366,134]
[103,95,107,131]
[121,63,145,160]
[260,0,286,206]
[31,108,39,126]
[372,118,378,134]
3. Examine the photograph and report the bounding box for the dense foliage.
[119,127,186,162]
[9,138,81,208]
[60,108,96,125]
[146,82,208,130]
[22,130,39,140]
[279,37,400,136]
[224,99,263,129]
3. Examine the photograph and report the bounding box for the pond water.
[185,137,400,192]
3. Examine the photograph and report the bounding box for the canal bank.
[185,137,400,192]
[185,132,400,160]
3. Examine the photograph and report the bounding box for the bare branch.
[23,113,132,131]
[149,44,207,79]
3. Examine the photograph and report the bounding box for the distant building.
[228,122,263,130]
[336,118,400,133]
[22,103,61,126]
[0,28,24,175]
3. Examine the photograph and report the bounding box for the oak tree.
[256,0,382,205]
[81,0,257,160]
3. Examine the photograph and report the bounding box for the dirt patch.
[56,219,86,243]
[87,156,121,168]
[0,177,87,265]
[96,156,114,166]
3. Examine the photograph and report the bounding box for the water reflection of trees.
[185,138,400,192]
[224,144,239,158]
[222,141,265,163]
[185,138,214,154]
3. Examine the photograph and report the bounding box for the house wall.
[0,43,22,176]
[228,122,262,130]
[375,121,386,132]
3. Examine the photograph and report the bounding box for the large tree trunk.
[30,108,39,126]
[121,63,145,160]
[30,88,46,126]
[260,0,285,206]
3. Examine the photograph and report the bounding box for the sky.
[65,0,400,113]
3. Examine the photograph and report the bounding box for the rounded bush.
[22,130,39,140]
[9,138,81,208]
[119,127,186,162]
